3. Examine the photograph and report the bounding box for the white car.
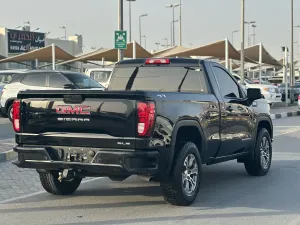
[85,68,113,88]
[232,73,282,105]
[1,70,104,121]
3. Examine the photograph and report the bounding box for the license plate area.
[66,152,88,163]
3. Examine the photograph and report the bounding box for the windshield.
[90,71,112,83]
[63,73,103,89]
[0,74,13,84]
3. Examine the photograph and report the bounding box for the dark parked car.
[278,82,300,101]
[12,58,273,206]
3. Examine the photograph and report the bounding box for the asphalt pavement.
[0,117,14,153]
[0,116,300,224]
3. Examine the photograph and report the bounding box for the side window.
[213,66,241,99]
[21,74,47,87]
[181,68,209,93]
[49,74,70,88]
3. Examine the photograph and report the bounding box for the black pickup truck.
[12,58,273,206]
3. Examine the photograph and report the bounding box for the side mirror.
[247,88,262,101]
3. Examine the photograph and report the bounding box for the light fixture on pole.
[59,26,67,40]
[232,30,239,46]
[166,4,180,47]
[14,26,21,29]
[127,0,136,42]
[244,21,256,47]
[240,0,245,84]
[252,24,257,45]
[139,14,148,45]
[32,28,40,32]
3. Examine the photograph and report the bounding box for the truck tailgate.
[17,90,147,148]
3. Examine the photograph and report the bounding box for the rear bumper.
[0,106,5,116]
[13,145,169,176]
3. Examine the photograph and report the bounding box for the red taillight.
[145,58,170,65]
[137,101,155,136]
[12,100,20,132]
[298,95,300,100]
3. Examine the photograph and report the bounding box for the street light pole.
[244,21,256,47]
[155,42,160,51]
[295,25,300,57]
[139,14,148,46]
[59,26,67,40]
[252,24,257,45]
[142,35,146,49]
[290,0,295,103]
[232,30,239,46]
[179,0,182,46]
[127,0,136,42]
[118,0,124,61]
[166,4,179,47]
[240,0,245,84]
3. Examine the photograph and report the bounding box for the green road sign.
[115,31,127,49]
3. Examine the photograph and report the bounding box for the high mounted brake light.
[137,101,155,137]
[145,58,170,65]
[12,100,21,132]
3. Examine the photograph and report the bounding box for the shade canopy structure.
[152,46,190,58]
[242,44,281,66]
[0,45,74,63]
[57,42,152,66]
[159,40,257,64]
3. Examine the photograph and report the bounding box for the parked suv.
[1,70,104,121]
[13,58,273,206]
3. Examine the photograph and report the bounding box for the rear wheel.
[244,128,272,176]
[39,171,82,195]
[160,142,202,206]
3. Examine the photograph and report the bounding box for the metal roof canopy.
[152,46,190,57]
[57,42,152,66]
[241,44,281,66]
[160,39,257,65]
[0,45,74,63]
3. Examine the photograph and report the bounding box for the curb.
[270,110,300,120]
[0,150,17,163]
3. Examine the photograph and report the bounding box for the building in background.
[0,26,83,70]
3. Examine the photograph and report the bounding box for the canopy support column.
[259,43,262,84]
[52,43,56,70]
[102,57,105,67]
[225,38,229,69]
[229,59,233,73]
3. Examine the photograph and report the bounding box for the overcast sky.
[1,0,300,59]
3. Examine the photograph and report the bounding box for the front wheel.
[244,128,272,176]
[39,171,82,195]
[160,142,202,206]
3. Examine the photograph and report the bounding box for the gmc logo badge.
[56,105,91,115]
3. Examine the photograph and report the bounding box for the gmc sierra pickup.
[12,58,273,206]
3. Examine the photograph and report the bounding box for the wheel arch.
[166,120,207,175]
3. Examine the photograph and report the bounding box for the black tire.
[160,142,202,206]
[39,171,82,195]
[7,104,13,122]
[244,128,272,176]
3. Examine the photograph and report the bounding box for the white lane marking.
[274,126,300,128]
[274,128,300,137]
[0,177,104,204]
